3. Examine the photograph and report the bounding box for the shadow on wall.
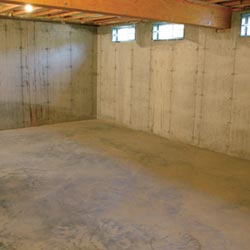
[0,102,92,131]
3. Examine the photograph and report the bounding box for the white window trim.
[152,22,185,41]
[241,14,250,37]
[112,25,136,43]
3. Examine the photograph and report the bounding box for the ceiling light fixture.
[24,4,33,13]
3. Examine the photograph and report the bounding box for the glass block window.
[112,25,136,42]
[153,23,184,41]
[241,14,250,37]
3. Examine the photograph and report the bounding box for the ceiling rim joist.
[0,0,232,29]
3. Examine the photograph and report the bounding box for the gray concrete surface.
[0,120,249,250]
[97,12,250,160]
[0,19,97,131]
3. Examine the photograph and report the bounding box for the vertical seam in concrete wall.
[27,23,33,127]
[98,34,103,118]
[91,30,97,118]
[114,43,117,122]
[226,38,238,153]
[33,22,37,126]
[19,23,25,127]
[69,30,74,111]
[45,28,50,120]
[3,22,7,124]
[148,43,153,132]
[192,44,200,144]
[168,46,174,136]
[129,44,134,126]
[197,32,207,146]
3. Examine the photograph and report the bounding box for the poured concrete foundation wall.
[0,19,97,130]
[97,12,250,160]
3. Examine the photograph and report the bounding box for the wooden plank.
[48,11,80,19]
[80,15,115,23]
[95,17,140,25]
[232,7,242,11]
[12,7,41,16]
[0,4,19,13]
[206,0,230,3]
[223,0,250,6]
[0,0,232,29]
[30,9,62,17]
[63,13,93,21]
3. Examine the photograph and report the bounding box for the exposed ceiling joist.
[206,0,230,3]
[63,13,93,21]
[30,9,62,17]
[223,0,250,6]
[49,11,80,19]
[0,0,232,29]
[95,17,140,26]
[0,3,18,13]
[12,6,41,16]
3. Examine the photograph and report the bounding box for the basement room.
[0,0,249,249]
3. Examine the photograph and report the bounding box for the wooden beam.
[0,0,232,29]
[95,17,140,26]
[48,11,80,19]
[30,9,62,17]
[0,4,19,13]
[63,13,93,21]
[12,6,41,16]
[80,15,116,24]
[223,0,250,6]
[206,0,230,3]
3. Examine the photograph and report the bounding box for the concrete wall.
[0,19,97,130]
[97,12,250,160]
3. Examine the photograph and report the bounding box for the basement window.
[241,14,250,37]
[152,23,185,41]
[112,25,136,42]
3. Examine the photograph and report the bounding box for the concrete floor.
[0,120,249,250]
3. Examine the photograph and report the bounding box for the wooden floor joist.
[0,0,232,29]
[0,3,18,13]
[49,11,80,19]
[12,6,41,16]
[63,13,94,21]
[30,9,62,17]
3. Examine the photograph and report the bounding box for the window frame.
[152,22,185,41]
[112,25,136,43]
[240,13,250,37]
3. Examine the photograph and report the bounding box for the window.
[112,25,136,42]
[241,14,250,37]
[152,23,184,41]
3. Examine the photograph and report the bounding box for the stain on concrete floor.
[0,120,249,249]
